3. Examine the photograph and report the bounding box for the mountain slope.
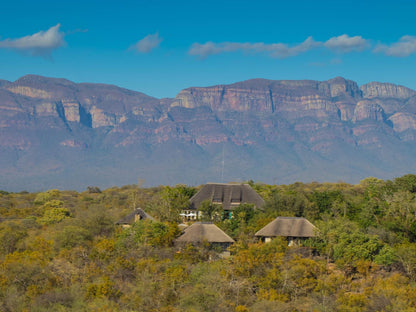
[1,75,416,191]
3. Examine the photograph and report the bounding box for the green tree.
[333,232,384,267]
[383,191,416,241]
[264,189,310,218]
[228,203,256,236]
[394,174,416,193]
[310,190,343,216]
[357,177,390,228]
[33,189,61,205]
[148,185,194,222]
[37,200,71,225]
[117,219,180,248]
[199,200,223,222]
[55,225,93,249]
[395,242,416,281]
[0,222,27,256]
[38,207,71,225]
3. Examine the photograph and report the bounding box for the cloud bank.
[0,24,65,57]
[189,34,372,58]
[132,32,162,53]
[374,35,416,57]
[189,36,320,59]
[324,35,369,53]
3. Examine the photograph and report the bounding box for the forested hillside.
[1,176,416,311]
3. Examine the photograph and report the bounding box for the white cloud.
[0,24,65,57]
[374,35,416,57]
[189,36,320,59]
[188,41,221,57]
[132,32,162,53]
[268,37,320,58]
[324,34,370,52]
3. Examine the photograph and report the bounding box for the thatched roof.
[189,183,264,211]
[175,222,235,244]
[255,217,317,238]
[116,208,154,225]
[178,223,189,230]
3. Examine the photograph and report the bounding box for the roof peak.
[255,216,317,238]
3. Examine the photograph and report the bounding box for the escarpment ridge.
[1,75,416,191]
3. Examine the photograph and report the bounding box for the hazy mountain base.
[2,137,416,192]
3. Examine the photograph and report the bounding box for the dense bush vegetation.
[1,176,416,311]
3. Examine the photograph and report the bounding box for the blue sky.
[0,0,416,98]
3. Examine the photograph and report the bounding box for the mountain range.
[1,75,416,191]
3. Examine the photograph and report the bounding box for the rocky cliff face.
[353,100,385,122]
[1,75,416,191]
[388,112,416,132]
[0,75,162,132]
[326,77,362,98]
[172,85,274,112]
[172,77,361,121]
[360,82,416,99]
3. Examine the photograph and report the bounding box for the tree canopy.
[1,175,416,311]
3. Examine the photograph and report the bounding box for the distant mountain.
[1,75,416,191]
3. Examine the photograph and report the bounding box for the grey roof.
[255,217,317,238]
[116,208,154,225]
[175,222,235,244]
[189,183,264,211]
